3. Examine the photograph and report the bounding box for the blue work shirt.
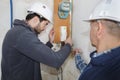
[78,47,120,80]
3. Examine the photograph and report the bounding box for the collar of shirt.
[93,46,120,58]
[93,49,111,58]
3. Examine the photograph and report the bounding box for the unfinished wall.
[0,0,100,80]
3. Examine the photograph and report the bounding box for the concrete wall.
[0,0,100,79]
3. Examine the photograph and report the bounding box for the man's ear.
[33,16,40,23]
[97,21,104,39]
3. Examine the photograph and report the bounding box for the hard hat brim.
[83,17,120,23]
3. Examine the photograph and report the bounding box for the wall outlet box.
[60,26,67,41]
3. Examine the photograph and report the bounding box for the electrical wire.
[57,67,63,80]
[10,0,13,28]
[61,67,63,80]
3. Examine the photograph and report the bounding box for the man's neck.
[96,38,120,53]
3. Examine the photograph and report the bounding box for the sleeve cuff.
[46,41,53,48]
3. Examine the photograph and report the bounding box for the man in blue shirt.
[75,0,120,80]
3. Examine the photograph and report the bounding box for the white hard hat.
[86,0,120,22]
[27,2,53,23]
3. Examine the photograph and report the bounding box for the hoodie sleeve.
[14,31,71,68]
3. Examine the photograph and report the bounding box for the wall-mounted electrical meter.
[58,1,72,19]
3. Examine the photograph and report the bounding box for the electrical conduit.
[10,0,13,28]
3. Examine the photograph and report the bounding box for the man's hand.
[49,28,54,43]
[65,36,73,46]
[73,48,81,55]
[71,48,82,57]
